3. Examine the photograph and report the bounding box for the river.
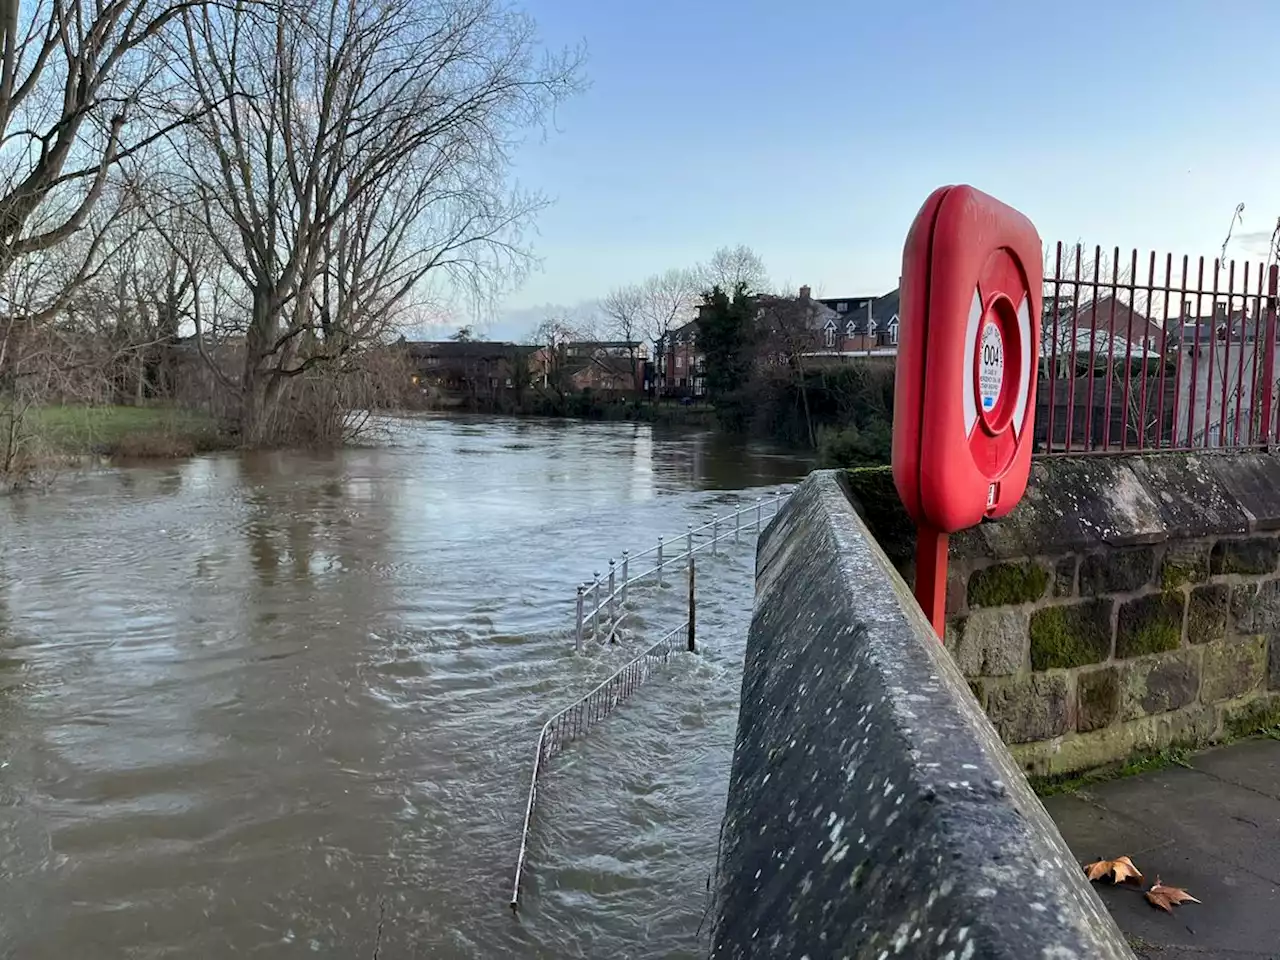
[0,415,811,959]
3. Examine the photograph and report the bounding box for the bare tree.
[756,293,821,447]
[599,283,643,393]
[698,244,767,295]
[164,0,581,443]
[631,267,697,398]
[0,0,196,289]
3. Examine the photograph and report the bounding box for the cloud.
[1233,229,1278,258]
[482,299,605,342]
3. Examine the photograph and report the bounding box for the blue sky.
[468,0,1280,340]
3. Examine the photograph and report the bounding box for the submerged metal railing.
[510,615,693,915]
[510,485,795,916]
[573,487,790,651]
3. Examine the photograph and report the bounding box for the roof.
[821,290,900,336]
[404,340,526,361]
[1052,296,1164,340]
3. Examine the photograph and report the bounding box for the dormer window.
[867,318,878,340]
[889,317,900,345]
[845,320,856,338]
[823,318,836,348]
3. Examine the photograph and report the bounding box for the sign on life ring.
[892,184,1042,636]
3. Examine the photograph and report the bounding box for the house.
[531,339,647,395]
[812,287,901,354]
[405,340,532,402]
[655,321,703,397]
[760,286,900,361]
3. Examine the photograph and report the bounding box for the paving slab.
[1045,738,1280,959]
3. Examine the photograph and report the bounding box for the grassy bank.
[20,405,232,459]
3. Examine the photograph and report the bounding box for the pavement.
[1045,737,1280,959]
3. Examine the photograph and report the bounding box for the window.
[844,321,856,338]
[836,302,848,313]
[867,318,877,340]
[889,319,900,345]
[824,326,835,348]
[676,356,683,369]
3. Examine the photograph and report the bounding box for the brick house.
[531,339,647,396]
[405,340,532,403]
[655,321,704,397]
[811,287,901,355]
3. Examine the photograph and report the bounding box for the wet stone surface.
[712,472,1132,960]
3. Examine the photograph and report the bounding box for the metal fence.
[510,617,692,915]
[573,487,790,651]
[1038,242,1280,455]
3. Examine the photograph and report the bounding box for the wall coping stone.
[711,470,1131,959]
[845,451,1280,566]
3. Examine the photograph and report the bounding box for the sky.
[452,0,1280,342]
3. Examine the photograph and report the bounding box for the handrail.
[510,619,691,915]
[572,486,792,651]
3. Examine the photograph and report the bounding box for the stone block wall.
[843,452,1280,779]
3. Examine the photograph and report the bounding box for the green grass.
[22,405,230,458]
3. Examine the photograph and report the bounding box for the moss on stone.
[1029,600,1112,670]
[1115,593,1184,658]
[1160,543,1210,590]
[967,561,1050,609]
[1221,695,1280,740]
[1030,746,1192,797]
[839,467,914,568]
[1077,667,1120,732]
[1162,563,1197,590]
[1210,536,1280,576]
[1186,583,1229,643]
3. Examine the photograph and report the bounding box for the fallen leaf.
[1084,855,1144,885]
[1146,878,1201,913]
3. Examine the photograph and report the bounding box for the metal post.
[575,585,586,653]
[756,497,763,531]
[620,550,630,604]
[656,536,665,587]
[734,506,741,544]
[592,571,602,639]
[607,559,616,622]
[686,523,693,567]
[687,555,696,653]
[712,517,719,556]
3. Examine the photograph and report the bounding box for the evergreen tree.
[696,282,758,430]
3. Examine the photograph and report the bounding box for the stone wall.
[712,471,1131,958]
[844,451,1280,780]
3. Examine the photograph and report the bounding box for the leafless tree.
[698,244,767,295]
[162,0,581,443]
[0,0,196,289]
[599,283,643,392]
[756,294,821,447]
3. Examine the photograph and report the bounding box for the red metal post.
[1084,246,1102,451]
[1045,241,1062,452]
[914,525,949,640]
[1156,254,1173,448]
[1064,245,1083,452]
[1247,262,1263,446]
[1101,247,1121,450]
[1185,257,1206,449]
[1262,265,1279,447]
[1119,248,1138,450]
[1137,251,1156,449]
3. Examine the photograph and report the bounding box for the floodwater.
[0,415,811,958]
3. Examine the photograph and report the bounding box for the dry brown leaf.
[1146,878,1201,913]
[1083,855,1144,885]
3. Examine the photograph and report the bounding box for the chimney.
[799,285,811,300]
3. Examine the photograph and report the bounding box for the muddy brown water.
[0,415,811,958]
